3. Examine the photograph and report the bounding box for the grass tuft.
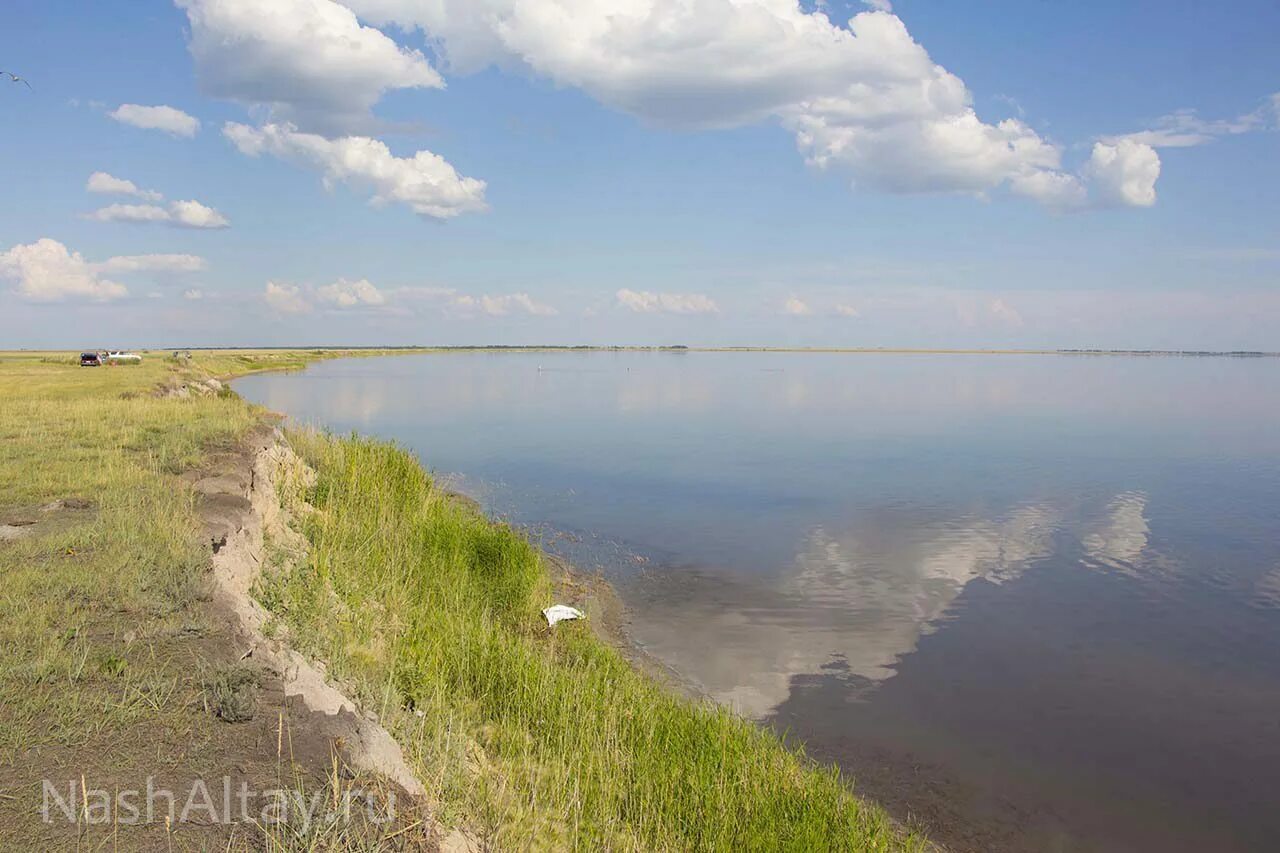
[201,663,261,723]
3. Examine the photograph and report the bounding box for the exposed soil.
[0,425,469,851]
[0,496,96,542]
[195,427,432,801]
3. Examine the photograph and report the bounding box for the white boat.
[103,350,143,364]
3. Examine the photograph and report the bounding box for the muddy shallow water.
[237,351,1280,852]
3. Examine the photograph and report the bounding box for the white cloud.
[1082,139,1161,208]
[0,238,129,302]
[84,174,229,226]
[86,204,170,224]
[264,281,312,314]
[264,280,554,316]
[86,172,162,201]
[1009,168,1089,209]
[97,254,207,273]
[394,285,557,316]
[347,0,1141,207]
[86,200,231,229]
[177,0,443,133]
[616,288,719,315]
[988,297,1023,327]
[109,104,200,137]
[782,296,812,316]
[1107,93,1280,149]
[224,122,487,219]
[834,303,861,318]
[184,289,205,300]
[453,292,557,316]
[169,200,231,229]
[317,277,386,307]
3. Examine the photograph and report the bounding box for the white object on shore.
[542,605,584,627]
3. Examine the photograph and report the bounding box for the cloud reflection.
[627,503,1059,719]
[1082,491,1150,574]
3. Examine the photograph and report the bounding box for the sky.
[0,0,1277,349]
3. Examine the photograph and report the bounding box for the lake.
[236,351,1280,852]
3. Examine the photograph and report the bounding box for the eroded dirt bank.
[190,424,483,851]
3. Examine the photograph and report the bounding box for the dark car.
[80,352,101,367]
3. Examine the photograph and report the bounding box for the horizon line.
[7,346,1279,358]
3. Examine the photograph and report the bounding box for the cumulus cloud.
[452,292,557,316]
[177,0,443,133]
[86,172,162,201]
[224,122,487,219]
[109,104,200,137]
[184,289,205,300]
[616,288,719,315]
[1082,140,1161,208]
[266,279,554,316]
[264,281,312,314]
[394,285,557,316]
[97,253,207,273]
[86,204,170,224]
[83,174,231,227]
[317,277,386,307]
[86,200,231,228]
[169,199,232,228]
[834,303,861,318]
[0,238,128,302]
[346,0,1149,207]
[782,296,812,316]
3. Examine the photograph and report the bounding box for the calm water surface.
[236,352,1280,852]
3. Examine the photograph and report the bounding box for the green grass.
[0,354,262,755]
[261,430,921,851]
[0,349,921,851]
[0,349,426,750]
[0,349,419,850]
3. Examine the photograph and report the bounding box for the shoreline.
[9,346,1278,359]
[541,552,708,702]
[225,356,924,848]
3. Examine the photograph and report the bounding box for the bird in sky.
[2,72,32,90]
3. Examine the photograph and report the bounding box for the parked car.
[103,350,143,365]
[80,352,101,367]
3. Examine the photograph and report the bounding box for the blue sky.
[1,0,1277,349]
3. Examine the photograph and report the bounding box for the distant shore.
[9,345,1278,358]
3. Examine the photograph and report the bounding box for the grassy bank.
[262,430,920,850]
[0,349,919,851]
[0,349,415,849]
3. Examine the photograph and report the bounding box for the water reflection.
[1081,490,1150,573]
[628,502,1071,718]
[236,352,1280,853]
